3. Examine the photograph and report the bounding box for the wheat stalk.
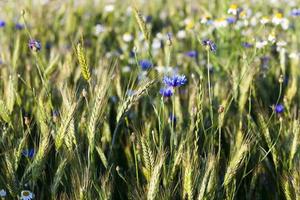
[55,101,77,151]
[76,42,91,81]
[289,120,299,168]
[198,154,216,200]
[51,158,68,195]
[140,136,155,174]
[133,7,150,42]
[223,139,249,187]
[22,134,50,182]
[183,152,193,200]
[0,99,10,123]
[147,153,165,200]
[87,62,114,154]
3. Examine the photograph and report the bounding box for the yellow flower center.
[275,13,283,19]
[230,4,238,10]
[216,17,226,22]
[239,11,246,17]
[22,191,30,196]
[186,20,195,30]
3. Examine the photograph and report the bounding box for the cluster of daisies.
[0,189,34,200]
[199,3,294,30]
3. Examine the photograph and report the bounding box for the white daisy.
[260,16,270,25]
[214,18,228,28]
[122,66,131,73]
[200,16,212,24]
[228,4,238,15]
[276,41,287,51]
[268,32,276,43]
[289,52,300,59]
[176,30,186,39]
[0,189,7,197]
[255,40,268,49]
[155,66,177,74]
[20,190,34,200]
[272,13,289,30]
[184,18,195,30]
[276,41,287,47]
[122,33,133,42]
[272,13,284,25]
[94,24,105,35]
[104,4,114,13]
[152,38,161,50]
[280,18,289,30]
[250,17,258,26]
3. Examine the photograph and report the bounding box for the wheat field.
[0,0,300,199]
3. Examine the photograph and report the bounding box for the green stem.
[133,140,139,185]
[207,50,213,126]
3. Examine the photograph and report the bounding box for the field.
[0,0,300,199]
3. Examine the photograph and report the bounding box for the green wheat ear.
[133,7,150,42]
[76,42,91,81]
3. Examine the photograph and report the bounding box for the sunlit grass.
[0,0,300,199]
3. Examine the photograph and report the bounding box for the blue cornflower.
[22,149,35,158]
[15,23,24,30]
[28,39,41,52]
[46,41,52,50]
[260,56,270,69]
[163,74,187,87]
[169,113,177,124]
[202,39,217,53]
[185,50,198,58]
[275,104,284,114]
[129,50,135,58]
[226,17,236,24]
[159,87,173,97]
[0,20,5,28]
[242,42,253,48]
[291,8,300,16]
[139,59,152,70]
[52,110,59,122]
[145,15,152,23]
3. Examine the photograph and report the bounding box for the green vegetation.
[0,0,300,199]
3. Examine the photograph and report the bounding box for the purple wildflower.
[46,41,52,50]
[129,50,135,58]
[163,74,187,87]
[15,23,24,30]
[275,104,284,114]
[22,149,35,158]
[0,20,5,28]
[159,87,173,97]
[226,17,236,24]
[145,15,152,23]
[242,42,253,48]
[202,39,217,53]
[291,8,300,16]
[260,56,270,70]
[185,50,198,58]
[28,39,41,52]
[169,113,177,124]
[139,59,152,70]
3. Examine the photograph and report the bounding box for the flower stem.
[207,50,213,126]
